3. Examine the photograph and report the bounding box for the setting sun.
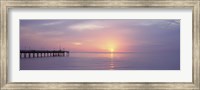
[110,48,114,52]
[107,44,116,53]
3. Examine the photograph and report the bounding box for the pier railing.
[20,50,69,58]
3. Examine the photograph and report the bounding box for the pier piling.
[20,50,69,58]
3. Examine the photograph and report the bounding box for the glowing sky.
[20,19,180,52]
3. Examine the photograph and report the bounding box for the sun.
[105,41,117,53]
[110,48,114,53]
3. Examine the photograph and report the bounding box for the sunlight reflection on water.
[109,53,115,70]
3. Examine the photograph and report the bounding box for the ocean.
[20,52,180,70]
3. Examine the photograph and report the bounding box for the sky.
[20,19,180,53]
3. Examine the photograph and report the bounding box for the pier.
[20,50,69,58]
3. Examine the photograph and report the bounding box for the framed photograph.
[1,0,199,90]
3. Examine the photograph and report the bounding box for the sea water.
[20,52,180,70]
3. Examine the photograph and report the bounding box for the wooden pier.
[20,50,69,58]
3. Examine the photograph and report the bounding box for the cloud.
[130,20,180,26]
[42,21,64,26]
[73,42,82,46]
[167,20,180,25]
[68,22,104,31]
